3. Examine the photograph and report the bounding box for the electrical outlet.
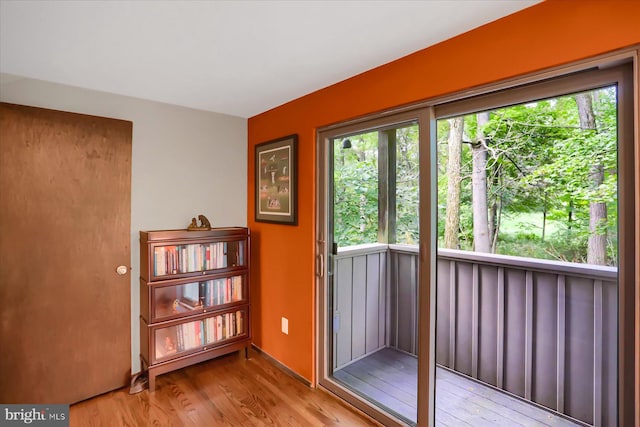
[281,317,289,335]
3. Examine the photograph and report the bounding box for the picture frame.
[255,134,298,225]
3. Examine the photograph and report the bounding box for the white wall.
[0,73,248,373]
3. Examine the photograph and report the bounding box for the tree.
[575,92,607,265]
[472,112,491,252]
[444,117,463,249]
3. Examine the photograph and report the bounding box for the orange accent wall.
[247,0,640,383]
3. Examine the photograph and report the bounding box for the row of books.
[154,242,242,276]
[156,311,244,359]
[178,276,243,309]
[205,276,242,306]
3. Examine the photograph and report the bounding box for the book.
[238,242,244,266]
[182,322,190,349]
[226,313,232,338]
[216,315,223,341]
[154,246,166,276]
[216,279,224,305]
[231,312,236,337]
[236,310,243,335]
[176,324,184,351]
[181,246,187,273]
[167,246,176,274]
[190,321,198,348]
[195,320,203,347]
[232,276,242,301]
[204,280,211,307]
[199,281,206,306]
[204,317,213,344]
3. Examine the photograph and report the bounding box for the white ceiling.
[0,1,540,118]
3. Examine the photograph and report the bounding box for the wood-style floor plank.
[436,368,578,427]
[334,348,582,427]
[333,368,417,421]
[70,349,379,427]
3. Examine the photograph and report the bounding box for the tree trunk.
[444,117,463,249]
[587,163,607,264]
[541,191,547,242]
[575,92,607,265]
[488,165,502,251]
[472,112,491,253]
[489,201,497,243]
[567,200,573,233]
[491,195,502,254]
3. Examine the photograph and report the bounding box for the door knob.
[116,265,129,275]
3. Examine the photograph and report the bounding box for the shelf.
[150,308,248,363]
[139,227,251,392]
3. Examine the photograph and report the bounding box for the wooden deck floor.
[334,348,581,426]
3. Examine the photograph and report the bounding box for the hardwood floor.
[334,348,581,426]
[70,348,379,426]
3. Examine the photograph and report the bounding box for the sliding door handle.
[317,254,324,278]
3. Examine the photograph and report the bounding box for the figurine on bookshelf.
[188,214,211,231]
[163,336,177,355]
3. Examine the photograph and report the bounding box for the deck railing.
[333,243,389,369]
[332,244,617,426]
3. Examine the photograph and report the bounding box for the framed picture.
[255,134,297,225]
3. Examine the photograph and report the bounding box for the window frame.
[315,50,637,427]
[431,63,635,427]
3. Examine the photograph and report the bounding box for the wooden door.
[0,103,132,404]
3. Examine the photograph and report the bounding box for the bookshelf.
[139,227,250,392]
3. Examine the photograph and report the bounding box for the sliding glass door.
[316,61,635,427]
[317,110,429,426]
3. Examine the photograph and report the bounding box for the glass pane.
[330,124,419,424]
[435,86,618,426]
[203,310,246,345]
[153,240,245,278]
[203,276,244,307]
[333,131,379,247]
[153,276,245,321]
[155,319,203,360]
[153,281,202,320]
[395,125,419,244]
[154,310,246,361]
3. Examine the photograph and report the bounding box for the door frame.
[316,48,638,426]
[316,108,430,426]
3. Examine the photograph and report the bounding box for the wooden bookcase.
[139,227,250,391]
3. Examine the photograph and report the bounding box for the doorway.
[316,62,636,426]
[317,110,428,426]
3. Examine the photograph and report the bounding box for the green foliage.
[333,86,619,266]
[333,125,420,247]
[333,132,379,246]
[437,87,618,265]
[395,126,420,244]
